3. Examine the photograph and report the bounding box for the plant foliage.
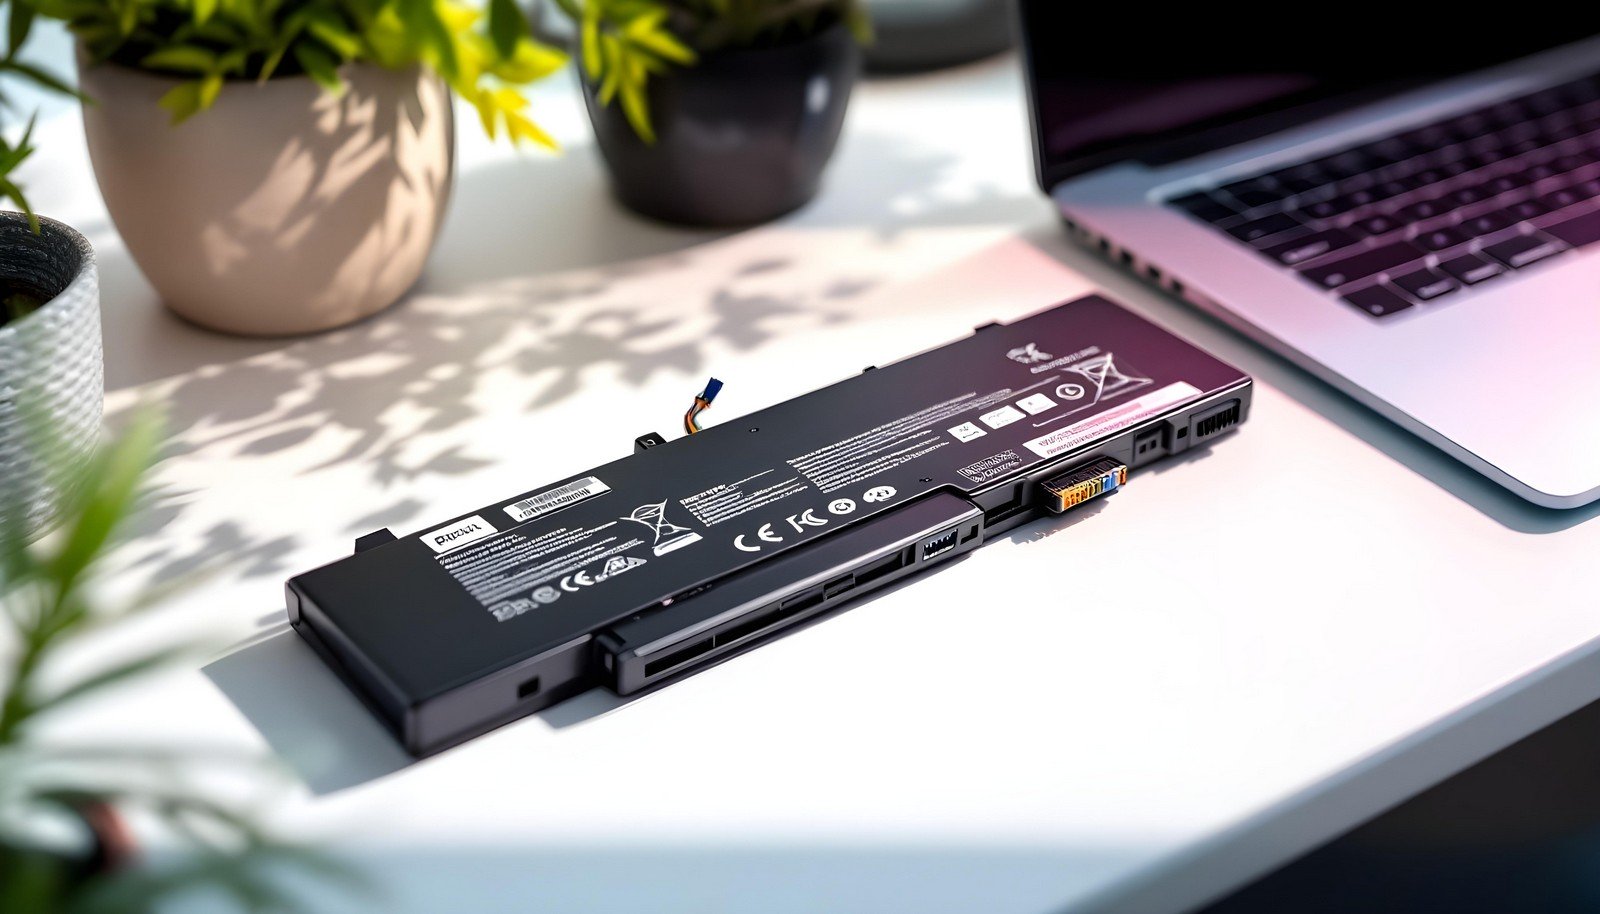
[552,0,868,143]
[0,412,359,913]
[34,0,567,144]
[0,0,83,230]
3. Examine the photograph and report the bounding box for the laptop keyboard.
[1167,69,1600,318]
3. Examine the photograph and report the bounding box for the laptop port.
[921,528,959,561]
[1188,399,1242,442]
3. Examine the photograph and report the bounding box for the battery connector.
[1041,457,1128,513]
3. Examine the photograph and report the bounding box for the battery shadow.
[203,626,415,795]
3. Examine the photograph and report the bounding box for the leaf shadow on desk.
[1019,226,1600,534]
[102,148,870,586]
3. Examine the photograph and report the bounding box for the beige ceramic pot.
[78,56,455,336]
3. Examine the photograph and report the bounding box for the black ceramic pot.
[581,20,861,227]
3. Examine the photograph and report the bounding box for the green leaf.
[157,81,203,123]
[619,78,652,144]
[487,0,527,59]
[293,43,343,94]
[117,0,139,36]
[46,410,162,593]
[193,0,217,24]
[0,177,38,233]
[630,30,693,65]
[504,105,556,150]
[0,113,38,175]
[217,47,247,75]
[8,0,35,59]
[470,88,497,140]
[197,71,222,109]
[396,0,457,78]
[306,9,362,59]
[4,61,86,99]
[580,11,600,79]
[489,37,565,84]
[140,44,218,74]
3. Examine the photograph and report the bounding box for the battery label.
[1024,381,1201,457]
[421,515,498,553]
[504,476,611,523]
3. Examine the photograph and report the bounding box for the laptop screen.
[1021,6,1600,189]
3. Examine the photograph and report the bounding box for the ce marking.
[559,569,597,592]
[734,522,785,552]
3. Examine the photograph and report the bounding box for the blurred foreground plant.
[1,0,85,231]
[0,412,358,913]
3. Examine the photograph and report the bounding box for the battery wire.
[684,377,723,435]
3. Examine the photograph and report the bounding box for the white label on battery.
[948,421,987,442]
[422,515,497,554]
[1016,392,1055,415]
[504,476,611,523]
[980,405,1025,429]
[1023,382,1202,458]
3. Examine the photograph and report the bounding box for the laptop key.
[1351,213,1405,237]
[1540,185,1595,211]
[1390,267,1458,301]
[1342,285,1414,317]
[1449,182,1494,207]
[1502,198,1550,221]
[1261,227,1360,265]
[1171,192,1240,224]
[1398,198,1453,222]
[1227,212,1305,243]
[1481,233,1567,269]
[1542,205,1600,247]
[1461,211,1513,236]
[1485,173,1530,195]
[1416,226,1466,252]
[1438,252,1506,285]
[1297,240,1425,289]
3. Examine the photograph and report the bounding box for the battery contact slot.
[642,544,924,680]
[644,637,714,677]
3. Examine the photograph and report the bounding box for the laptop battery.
[286,294,1252,757]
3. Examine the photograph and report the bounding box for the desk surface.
[19,32,1600,914]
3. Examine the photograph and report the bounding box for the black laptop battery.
[286,294,1252,757]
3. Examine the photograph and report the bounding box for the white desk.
[19,31,1600,913]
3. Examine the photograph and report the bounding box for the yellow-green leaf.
[141,44,217,74]
[157,80,204,122]
[619,80,653,144]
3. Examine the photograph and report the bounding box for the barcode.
[504,476,611,523]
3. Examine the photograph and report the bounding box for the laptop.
[1018,7,1600,508]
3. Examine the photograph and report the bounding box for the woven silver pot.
[0,213,103,539]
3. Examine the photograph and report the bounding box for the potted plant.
[36,0,567,336]
[0,210,103,541]
[0,1,103,541]
[556,0,869,226]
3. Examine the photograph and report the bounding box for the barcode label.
[504,476,612,523]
